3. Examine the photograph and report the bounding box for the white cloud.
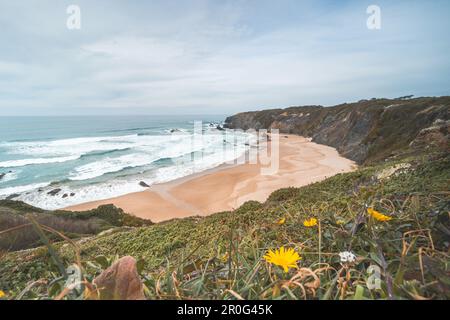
[0,0,449,115]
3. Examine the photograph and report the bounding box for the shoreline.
[66,135,357,222]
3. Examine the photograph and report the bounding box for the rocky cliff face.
[225,97,450,164]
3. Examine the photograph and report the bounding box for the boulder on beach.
[139,181,150,188]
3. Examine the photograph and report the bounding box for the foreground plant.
[263,247,301,273]
[338,251,356,263]
[367,208,393,222]
[303,217,318,227]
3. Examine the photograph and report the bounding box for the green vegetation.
[0,149,448,300]
[0,203,152,251]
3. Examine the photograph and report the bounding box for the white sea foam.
[67,133,231,181]
[12,179,147,210]
[69,153,157,181]
[0,135,165,156]
[1,129,254,210]
[0,155,80,168]
[0,182,51,196]
[0,170,19,182]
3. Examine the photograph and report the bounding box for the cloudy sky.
[0,0,449,115]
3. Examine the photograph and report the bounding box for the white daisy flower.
[339,251,356,263]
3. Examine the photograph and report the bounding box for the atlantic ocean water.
[0,115,251,209]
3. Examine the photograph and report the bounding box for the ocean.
[0,115,252,210]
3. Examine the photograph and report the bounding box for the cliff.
[225,96,450,164]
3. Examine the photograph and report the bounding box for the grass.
[0,203,153,251]
[0,151,449,300]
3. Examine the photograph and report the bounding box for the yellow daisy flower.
[263,246,301,273]
[277,217,286,225]
[0,290,5,298]
[367,208,393,222]
[303,217,318,227]
[220,252,229,263]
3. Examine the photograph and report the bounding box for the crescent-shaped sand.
[66,135,356,222]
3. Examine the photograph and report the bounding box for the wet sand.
[66,135,356,222]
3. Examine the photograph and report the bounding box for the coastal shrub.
[0,203,153,251]
[53,204,153,227]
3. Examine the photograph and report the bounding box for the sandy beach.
[66,135,356,222]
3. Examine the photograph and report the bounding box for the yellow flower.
[367,208,393,222]
[0,290,5,298]
[303,217,318,227]
[277,217,286,225]
[263,247,301,273]
[220,252,229,263]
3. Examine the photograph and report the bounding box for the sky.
[0,0,449,116]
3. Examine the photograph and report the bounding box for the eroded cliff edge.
[225,96,450,164]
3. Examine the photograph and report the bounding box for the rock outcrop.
[93,256,145,300]
[410,119,449,151]
[225,97,450,164]
[139,181,150,188]
[47,188,62,196]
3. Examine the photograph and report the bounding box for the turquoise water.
[0,115,250,209]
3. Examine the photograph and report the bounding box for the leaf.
[94,255,109,269]
[48,282,62,298]
[353,285,366,300]
[27,214,67,278]
[136,258,145,275]
[369,252,383,267]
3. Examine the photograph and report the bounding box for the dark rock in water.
[92,256,145,300]
[38,188,44,192]
[70,193,75,197]
[6,193,20,200]
[47,188,62,196]
[216,125,225,131]
[0,170,12,180]
[62,193,68,198]
[139,181,150,188]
